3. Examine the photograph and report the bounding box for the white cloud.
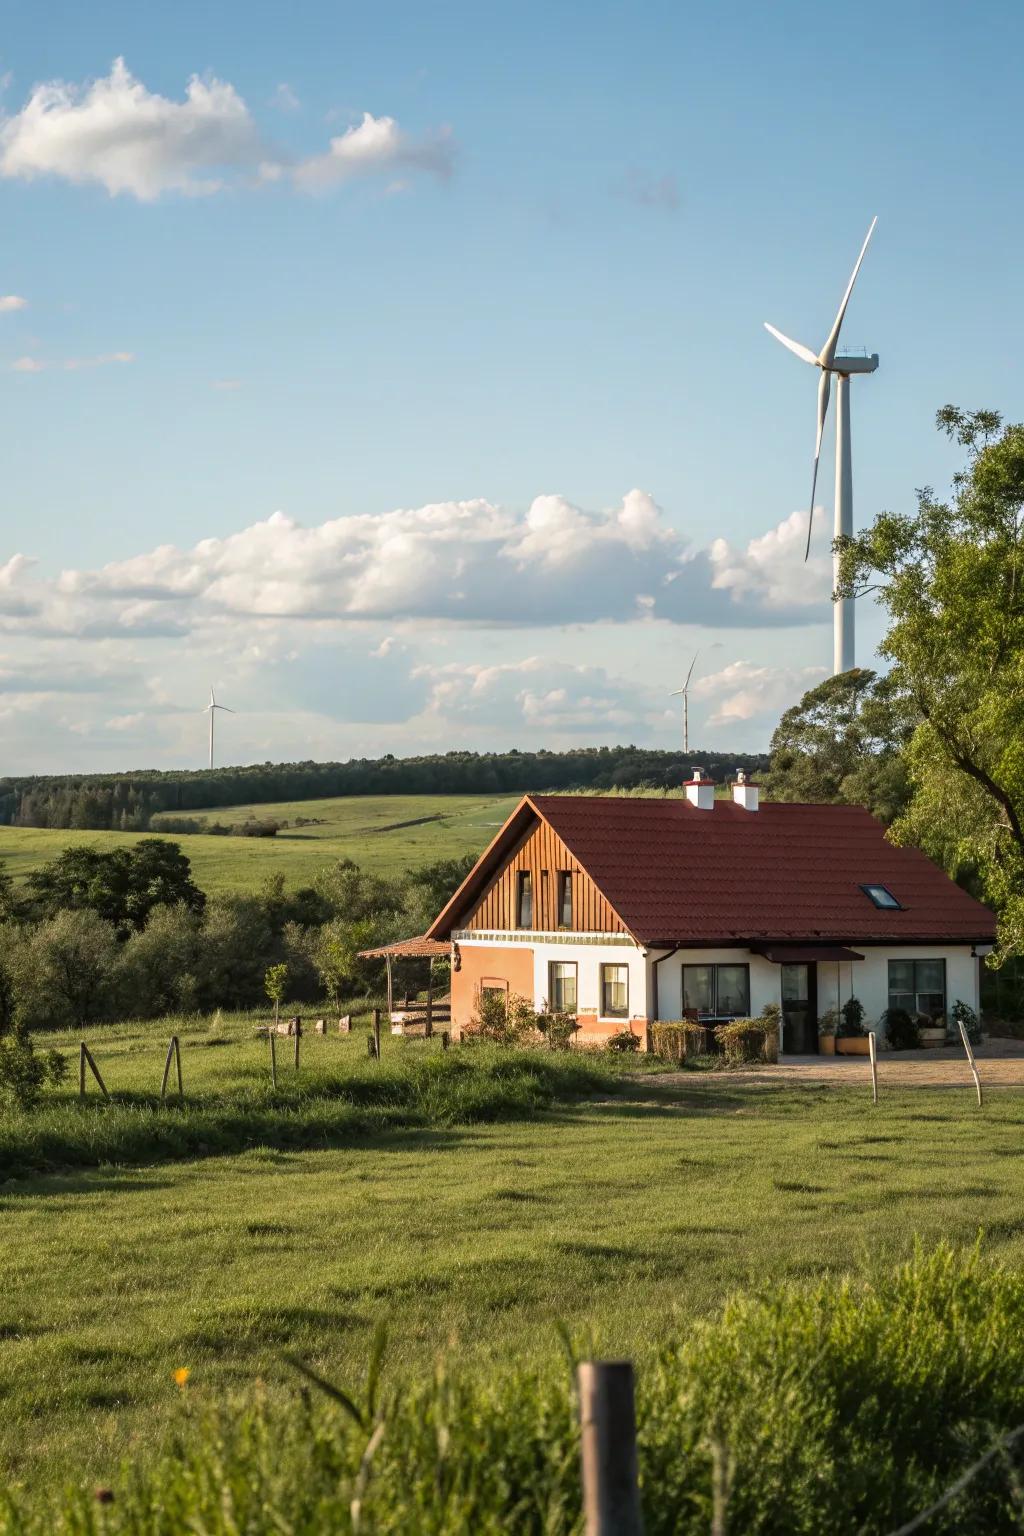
[693,659,825,727]
[10,350,134,373]
[413,656,666,735]
[0,58,454,201]
[271,83,300,114]
[291,112,454,191]
[0,293,27,311]
[708,508,831,610]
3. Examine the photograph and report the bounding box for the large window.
[601,964,629,1018]
[558,872,573,928]
[888,958,946,1021]
[549,961,577,1013]
[516,871,533,928]
[682,963,750,1018]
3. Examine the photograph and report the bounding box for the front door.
[781,964,817,1055]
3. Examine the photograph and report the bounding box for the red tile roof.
[430,795,995,946]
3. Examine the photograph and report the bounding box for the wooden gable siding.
[463,815,627,934]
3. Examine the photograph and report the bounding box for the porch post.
[386,954,394,1018]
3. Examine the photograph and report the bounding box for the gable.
[462,814,628,934]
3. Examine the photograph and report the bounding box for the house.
[423,772,997,1053]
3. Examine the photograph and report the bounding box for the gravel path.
[658,1039,1024,1088]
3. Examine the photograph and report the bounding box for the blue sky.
[0,0,1020,771]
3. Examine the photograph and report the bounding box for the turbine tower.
[204,687,235,770]
[764,218,879,674]
[670,651,699,754]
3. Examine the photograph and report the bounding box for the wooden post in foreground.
[293,1018,301,1072]
[441,1030,450,1051]
[79,1042,109,1101]
[577,1361,643,1536]
[425,984,433,1039]
[372,1008,381,1061]
[161,1036,183,1100]
[270,1029,278,1088]
[868,1030,878,1105]
[958,1019,983,1107]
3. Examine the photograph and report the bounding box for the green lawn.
[4,1013,1024,1497]
[0,793,518,893]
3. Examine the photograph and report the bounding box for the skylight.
[861,884,902,910]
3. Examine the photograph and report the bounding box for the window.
[549,961,577,1013]
[682,963,750,1018]
[601,964,629,1018]
[516,870,533,928]
[558,872,573,928]
[888,958,946,1021]
[862,883,902,910]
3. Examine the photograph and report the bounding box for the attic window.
[861,884,902,910]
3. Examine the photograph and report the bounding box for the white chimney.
[685,768,716,810]
[732,769,760,811]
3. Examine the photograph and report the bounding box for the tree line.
[0,746,769,831]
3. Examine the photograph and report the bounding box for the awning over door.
[754,944,865,964]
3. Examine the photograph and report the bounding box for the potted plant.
[817,1008,838,1056]
[918,1011,947,1047]
[835,996,870,1056]
[882,1007,921,1050]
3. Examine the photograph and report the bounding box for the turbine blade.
[683,649,699,690]
[818,216,877,367]
[764,323,818,366]
[806,370,832,559]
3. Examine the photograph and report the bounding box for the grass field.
[4,1010,1024,1500]
[0,793,519,893]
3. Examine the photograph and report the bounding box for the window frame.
[557,871,573,928]
[887,957,947,1021]
[682,962,751,1019]
[861,883,903,910]
[600,962,629,1020]
[515,870,533,929]
[548,960,578,1015]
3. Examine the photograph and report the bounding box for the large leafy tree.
[27,839,204,934]
[837,406,1024,956]
[763,668,914,823]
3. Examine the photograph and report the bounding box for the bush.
[838,997,865,1037]
[952,998,983,1045]
[651,1020,708,1063]
[883,1007,921,1050]
[716,1005,780,1065]
[606,1027,640,1052]
[466,990,539,1046]
[537,1010,580,1050]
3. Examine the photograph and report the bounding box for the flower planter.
[818,1034,836,1056]
[836,1036,871,1056]
[919,1027,947,1046]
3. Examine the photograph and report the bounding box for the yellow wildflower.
[173,1367,191,1388]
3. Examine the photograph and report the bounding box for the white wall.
[649,944,980,1039]
[528,937,648,1023]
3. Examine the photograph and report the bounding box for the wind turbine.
[204,687,235,770]
[764,217,879,675]
[670,651,699,754]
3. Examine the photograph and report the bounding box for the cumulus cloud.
[0,58,454,201]
[708,508,832,611]
[693,659,825,727]
[0,294,27,311]
[414,656,667,735]
[33,491,828,641]
[11,350,134,373]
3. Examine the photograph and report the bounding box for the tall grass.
[0,1047,617,1177]
[2,1245,1022,1533]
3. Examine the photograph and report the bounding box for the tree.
[117,903,202,1017]
[264,962,289,1024]
[0,956,67,1109]
[837,406,1024,956]
[763,669,914,823]
[406,855,477,923]
[27,840,204,934]
[11,909,120,1032]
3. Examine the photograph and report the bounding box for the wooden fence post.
[958,1019,983,1107]
[441,1030,450,1051]
[367,1033,377,1059]
[79,1042,109,1101]
[294,1018,301,1072]
[270,1028,278,1088]
[868,1030,878,1105]
[372,1008,381,1062]
[425,985,433,1039]
[577,1361,643,1536]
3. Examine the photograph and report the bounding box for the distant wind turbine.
[204,687,235,770]
[670,651,699,754]
[764,217,879,675]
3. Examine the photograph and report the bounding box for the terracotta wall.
[451,942,536,1032]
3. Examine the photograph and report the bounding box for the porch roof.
[754,944,865,964]
[357,935,450,960]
